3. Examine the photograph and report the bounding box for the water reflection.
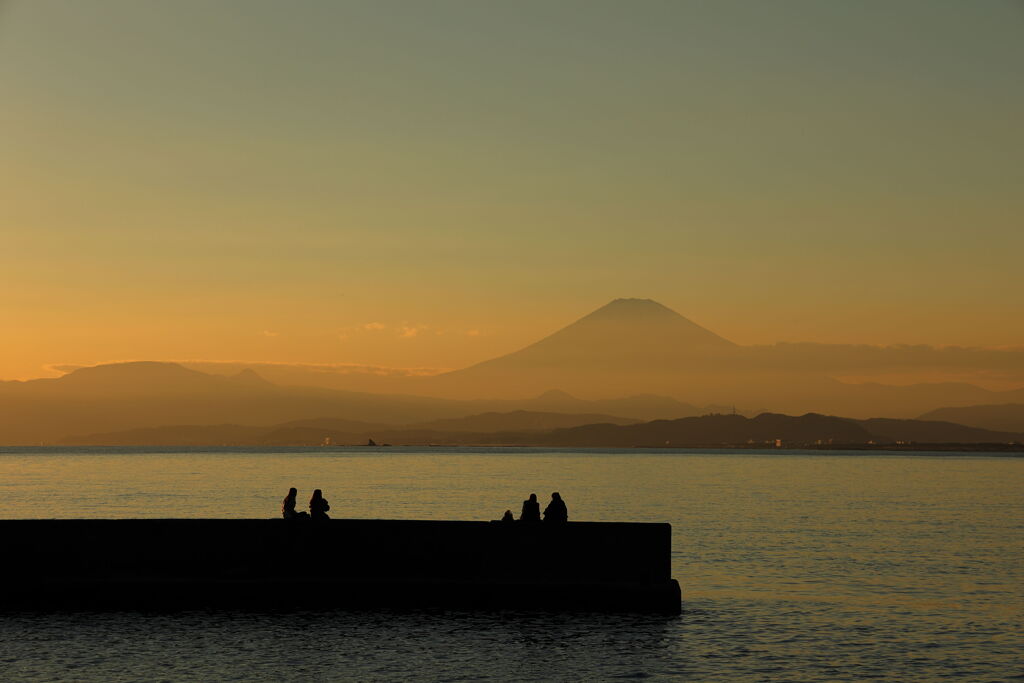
[1,610,681,681]
[0,448,1021,680]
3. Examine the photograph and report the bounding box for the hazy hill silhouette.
[918,403,1024,433]
[501,390,698,420]
[450,298,734,370]
[412,410,638,432]
[58,410,638,446]
[174,299,1024,417]
[0,362,690,444]
[544,413,872,447]
[416,299,1024,416]
[803,379,1024,420]
[59,410,1024,447]
[248,412,642,447]
[0,362,443,444]
[16,361,242,396]
[855,417,1024,444]
[8,299,1024,442]
[542,413,1024,448]
[423,298,739,398]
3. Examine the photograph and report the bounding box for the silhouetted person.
[309,489,330,520]
[282,487,298,519]
[543,492,567,523]
[501,509,515,523]
[520,493,541,522]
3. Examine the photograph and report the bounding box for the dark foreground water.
[0,447,1021,681]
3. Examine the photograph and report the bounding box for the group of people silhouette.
[281,487,330,520]
[281,488,567,524]
[501,492,568,523]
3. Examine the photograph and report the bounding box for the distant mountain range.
[540,413,1024,448]
[0,362,692,444]
[186,298,1024,418]
[59,410,638,447]
[918,403,1024,433]
[58,410,1024,448]
[417,299,1024,416]
[6,298,1024,444]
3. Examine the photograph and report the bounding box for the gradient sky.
[2,0,1022,380]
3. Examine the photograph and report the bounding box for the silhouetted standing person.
[543,492,567,523]
[310,489,330,520]
[520,493,541,522]
[282,487,298,519]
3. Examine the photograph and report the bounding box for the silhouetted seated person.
[283,487,310,520]
[520,493,541,522]
[282,487,297,519]
[501,509,515,523]
[309,488,330,520]
[543,492,568,523]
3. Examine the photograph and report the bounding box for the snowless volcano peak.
[563,299,735,348]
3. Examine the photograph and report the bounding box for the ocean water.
[0,447,1021,681]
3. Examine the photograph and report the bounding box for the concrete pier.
[0,519,681,614]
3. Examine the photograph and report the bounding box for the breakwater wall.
[0,519,680,613]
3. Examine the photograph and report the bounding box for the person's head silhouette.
[287,487,297,498]
[529,493,537,502]
[552,492,561,501]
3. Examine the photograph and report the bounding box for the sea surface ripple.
[0,447,1021,681]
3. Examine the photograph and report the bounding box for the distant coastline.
[3,444,1021,456]
[40,410,1024,452]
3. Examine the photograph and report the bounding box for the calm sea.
[0,447,1021,681]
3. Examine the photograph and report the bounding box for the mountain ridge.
[918,403,1024,432]
[0,361,695,444]
[57,410,1024,448]
[6,298,1024,442]
[415,300,1024,411]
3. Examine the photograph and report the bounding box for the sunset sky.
[2,0,1022,380]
